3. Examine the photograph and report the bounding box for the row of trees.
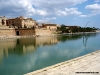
[57,24,99,33]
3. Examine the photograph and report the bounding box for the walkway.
[25,50,100,75]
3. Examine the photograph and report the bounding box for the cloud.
[31,0,87,9]
[80,14,96,17]
[95,0,100,2]
[0,0,47,17]
[80,3,100,18]
[37,17,57,23]
[85,4,100,14]
[80,15,88,17]
[57,8,82,16]
[0,0,86,18]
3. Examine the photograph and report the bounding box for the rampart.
[35,28,56,36]
[15,28,35,36]
[0,28,56,37]
[0,28,16,36]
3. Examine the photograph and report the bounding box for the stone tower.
[0,16,6,26]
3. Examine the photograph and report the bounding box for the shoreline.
[0,32,99,40]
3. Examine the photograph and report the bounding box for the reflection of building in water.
[0,36,59,62]
[23,45,35,54]
[18,38,36,54]
[35,36,59,46]
[0,39,16,62]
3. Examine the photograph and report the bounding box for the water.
[0,33,100,75]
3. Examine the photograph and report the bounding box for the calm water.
[0,33,100,75]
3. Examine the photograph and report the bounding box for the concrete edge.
[24,50,100,75]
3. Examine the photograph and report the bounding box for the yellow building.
[6,16,36,28]
[0,16,6,26]
[42,23,57,30]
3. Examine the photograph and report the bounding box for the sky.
[0,0,100,28]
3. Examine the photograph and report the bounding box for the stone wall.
[15,29,35,36]
[35,28,56,36]
[0,28,16,36]
[0,28,56,37]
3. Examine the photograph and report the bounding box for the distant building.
[42,23,57,30]
[0,16,6,26]
[65,26,80,29]
[6,16,36,28]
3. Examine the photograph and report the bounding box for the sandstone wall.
[0,28,16,36]
[0,28,56,37]
[35,28,56,36]
[16,29,35,36]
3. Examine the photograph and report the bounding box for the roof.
[43,24,57,26]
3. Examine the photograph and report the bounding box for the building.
[0,16,58,36]
[42,23,57,30]
[6,16,36,28]
[0,16,6,26]
[65,26,80,29]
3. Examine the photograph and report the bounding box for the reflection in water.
[83,34,88,53]
[0,36,59,62]
[83,33,97,53]
[0,33,97,62]
[0,39,16,62]
[0,33,99,75]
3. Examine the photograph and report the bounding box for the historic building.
[0,16,6,26]
[0,16,58,36]
[65,26,80,29]
[6,16,36,28]
[42,23,57,30]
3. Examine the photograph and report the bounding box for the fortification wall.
[0,28,56,37]
[16,29,35,36]
[35,28,56,36]
[0,28,16,36]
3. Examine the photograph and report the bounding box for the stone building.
[42,23,57,30]
[0,16,6,26]
[65,26,80,29]
[6,16,36,28]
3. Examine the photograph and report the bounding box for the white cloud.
[80,15,88,17]
[95,0,100,2]
[0,0,86,18]
[0,0,48,17]
[85,4,100,10]
[37,17,57,23]
[79,4,100,18]
[36,10,47,16]
[57,10,67,16]
[80,14,96,17]
[31,0,87,9]
[57,8,82,16]
[85,4,100,14]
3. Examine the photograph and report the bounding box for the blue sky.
[0,0,100,28]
